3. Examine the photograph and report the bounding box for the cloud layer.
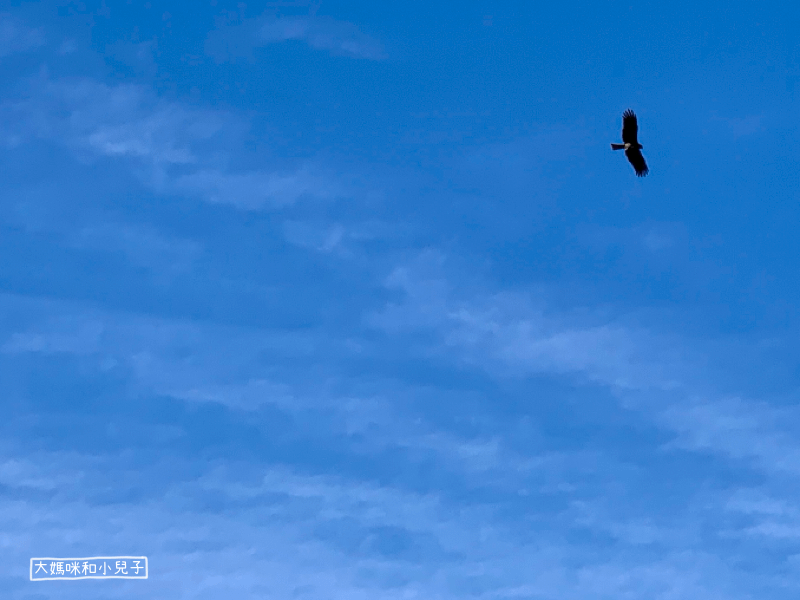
[1,4,799,600]
[207,14,387,61]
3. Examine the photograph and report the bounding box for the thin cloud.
[173,166,342,210]
[1,280,797,597]
[367,251,800,513]
[0,13,44,58]
[659,396,800,475]
[105,38,158,75]
[0,442,753,599]
[9,77,223,166]
[0,293,623,492]
[369,250,695,391]
[73,222,202,280]
[2,8,799,597]
[711,113,764,139]
[5,76,345,210]
[575,222,681,254]
[281,219,398,255]
[207,14,387,61]
[283,220,347,253]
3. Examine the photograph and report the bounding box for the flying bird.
[611,109,648,177]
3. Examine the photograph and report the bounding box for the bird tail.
[610,143,625,150]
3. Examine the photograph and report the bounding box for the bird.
[611,109,648,177]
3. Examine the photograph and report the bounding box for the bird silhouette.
[611,109,648,177]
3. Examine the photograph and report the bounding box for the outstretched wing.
[625,147,648,177]
[621,109,639,145]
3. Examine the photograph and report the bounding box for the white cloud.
[283,221,347,253]
[712,113,764,138]
[207,14,386,61]
[726,489,794,517]
[0,13,44,58]
[281,219,398,256]
[0,187,202,281]
[72,222,202,278]
[370,251,694,391]
[0,292,614,497]
[0,457,82,491]
[659,396,800,474]
[259,16,386,59]
[367,250,800,531]
[173,166,341,210]
[0,278,798,597]
[10,77,223,168]
[2,320,105,356]
[5,76,345,211]
[0,443,757,599]
[105,38,158,74]
[574,222,679,255]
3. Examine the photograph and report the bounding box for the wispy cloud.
[7,76,223,167]
[0,441,756,599]
[0,13,44,58]
[0,182,202,282]
[2,5,799,598]
[368,252,800,501]
[711,113,764,138]
[575,222,682,255]
[0,290,653,506]
[283,220,348,253]
[4,75,346,211]
[282,219,401,255]
[173,165,343,210]
[659,395,800,475]
[105,38,158,75]
[1,258,798,597]
[206,14,387,61]
[73,222,202,279]
[369,250,697,391]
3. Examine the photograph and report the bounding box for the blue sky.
[1,1,800,598]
